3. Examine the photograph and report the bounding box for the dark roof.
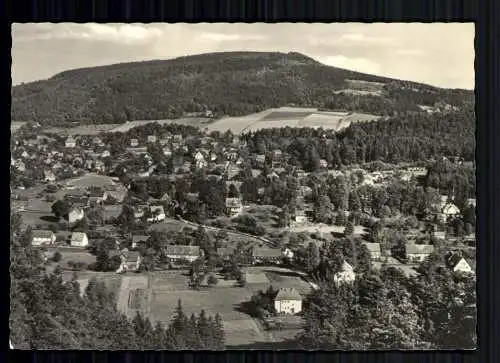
[166,245,200,256]
[252,247,282,258]
[32,230,54,239]
[275,288,302,301]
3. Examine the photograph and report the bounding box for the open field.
[204,107,380,134]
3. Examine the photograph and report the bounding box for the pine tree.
[170,299,188,349]
[197,309,210,349]
[213,313,226,349]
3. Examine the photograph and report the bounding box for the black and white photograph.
[10,23,476,350]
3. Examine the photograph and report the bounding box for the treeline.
[11,51,473,125]
[9,214,225,350]
[244,106,475,169]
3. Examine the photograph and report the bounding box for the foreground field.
[103,265,314,347]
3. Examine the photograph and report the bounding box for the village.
[10,119,476,347]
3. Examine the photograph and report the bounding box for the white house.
[163,147,172,157]
[44,170,56,183]
[441,202,460,222]
[67,207,85,224]
[194,151,205,162]
[293,209,308,224]
[363,242,382,260]
[333,261,356,287]
[31,230,56,246]
[70,232,89,247]
[282,248,294,259]
[65,136,76,148]
[116,249,142,273]
[447,253,474,274]
[101,150,111,158]
[166,245,201,263]
[274,288,303,315]
[147,135,157,143]
[147,205,166,223]
[130,139,139,147]
[196,158,208,169]
[405,244,435,262]
[225,197,243,217]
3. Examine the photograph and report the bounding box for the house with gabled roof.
[31,230,56,246]
[405,243,435,262]
[44,170,56,183]
[274,288,303,315]
[225,197,243,217]
[166,245,201,263]
[147,135,157,143]
[147,205,166,223]
[333,261,356,286]
[66,207,85,224]
[363,242,382,260]
[70,232,89,247]
[251,247,283,265]
[115,248,142,273]
[65,136,76,148]
[447,253,475,275]
[441,202,460,222]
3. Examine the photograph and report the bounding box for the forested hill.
[11,51,474,125]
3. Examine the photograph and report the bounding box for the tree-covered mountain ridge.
[11,51,474,125]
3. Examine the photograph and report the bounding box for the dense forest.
[9,213,225,350]
[11,51,473,125]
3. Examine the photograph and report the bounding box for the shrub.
[207,274,219,286]
[52,251,62,262]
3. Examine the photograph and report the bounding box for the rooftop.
[275,288,302,301]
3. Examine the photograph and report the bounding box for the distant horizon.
[12,23,474,89]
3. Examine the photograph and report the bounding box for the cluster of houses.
[10,133,116,188]
[31,229,89,247]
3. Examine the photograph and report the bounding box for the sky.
[11,23,474,89]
